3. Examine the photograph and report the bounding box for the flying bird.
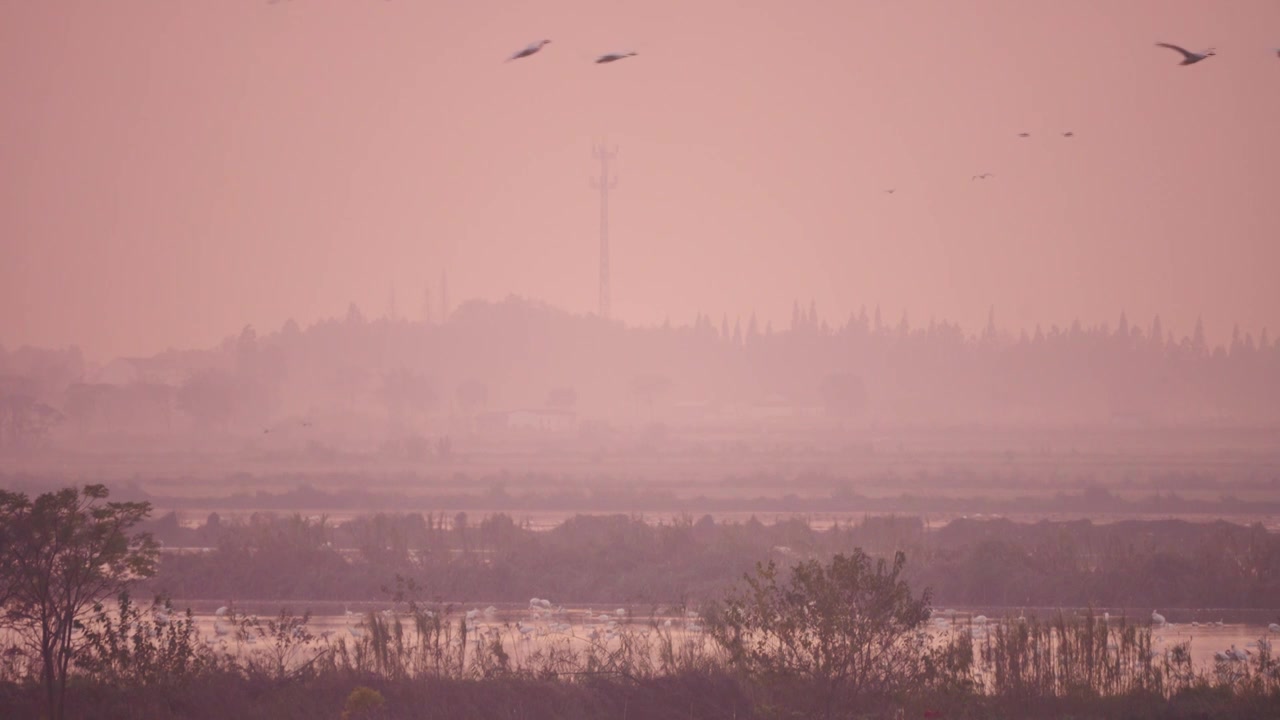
[1155,42,1215,65]
[1017,132,1031,138]
[972,173,994,180]
[507,40,551,62]
[595,51,638,64]
[1062,131,1075,138]
[884,189,896,195]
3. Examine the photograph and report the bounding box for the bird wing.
[507,43,541,61]
[1155,42,1196,60]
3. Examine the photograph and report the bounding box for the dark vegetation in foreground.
[6,602,1280,720]
[4,484,1280,720]
[143,507,1280,610]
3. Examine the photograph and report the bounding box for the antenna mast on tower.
[440,269,450,323]
[591,142,618,320]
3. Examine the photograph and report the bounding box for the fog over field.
[3,2,1279,719]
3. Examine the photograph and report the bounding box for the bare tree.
[0,485,159,720]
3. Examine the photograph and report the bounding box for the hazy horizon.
[4,0,1280,360]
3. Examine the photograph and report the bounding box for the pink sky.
[3,0,1279,360]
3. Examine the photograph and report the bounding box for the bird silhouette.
[1155,42,1215,65]
[595,51,638,64]
[507,40,551,62]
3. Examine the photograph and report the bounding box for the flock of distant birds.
[255,2,1280,192]
[496,36,1275,194]
[506,39,636,66]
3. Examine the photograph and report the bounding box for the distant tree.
[235,324,258,374]
[747,312,760,344]
[1192,317,1207,354]
[176,370,241,433]
[0,393,63,450]
[0,485,159,720]
[63,383,109,436]
[378,368,436,428]
[453,511,469,553]
[708,551,933,717]
[331,365,371,412]
[1149,316,1164,350]
[346,302,366,325]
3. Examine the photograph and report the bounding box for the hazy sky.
[3,0,1279,359]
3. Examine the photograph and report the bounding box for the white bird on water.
[595,51,637,64]
[1155,42,1215,65]
[1268,623,1280,633]
[1151,610,1166,625]
[507,40,551,62]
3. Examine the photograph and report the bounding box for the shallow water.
[184,602,1280,672]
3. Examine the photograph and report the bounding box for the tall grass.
[4,596,1280,718]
